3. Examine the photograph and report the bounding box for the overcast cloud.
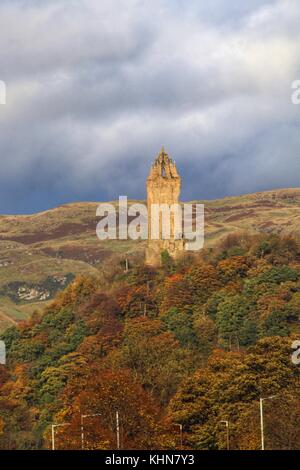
[0,0,300,213]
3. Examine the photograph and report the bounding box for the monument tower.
[145,147,185,266]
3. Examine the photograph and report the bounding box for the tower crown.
[148,146,179,179]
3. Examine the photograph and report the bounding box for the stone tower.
[145,147,185,266]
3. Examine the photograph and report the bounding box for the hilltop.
[1,188,300,329]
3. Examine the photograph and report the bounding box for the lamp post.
[116,411,120,450]
[81,413,102,450]
[220,420,230,450]
[51,423,70,451]
[174,424,183,449]
[260,395,276,450]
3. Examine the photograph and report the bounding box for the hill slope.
[1,233,300,449]
[1,188,300,328]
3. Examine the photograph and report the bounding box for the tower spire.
[148,146,178,179]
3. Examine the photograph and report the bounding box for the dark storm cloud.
[0,0,300,213]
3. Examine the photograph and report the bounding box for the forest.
[0,232,300,450]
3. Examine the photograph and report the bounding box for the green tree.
[162,307,197,348]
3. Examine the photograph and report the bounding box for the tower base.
[145,239,185,267]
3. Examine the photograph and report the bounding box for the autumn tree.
[50,368,163,450]
[119,317,194,404]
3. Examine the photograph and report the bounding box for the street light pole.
[116,411,120,450]
[179,424,183,450]
[260,395,276,451]
[81,415,84,451]
[51,423,70,451]
[51,424,55,451]
[174,423,183,449]
[81,413,102,450]
[220,420,230,450]
[179,424,183,449]
[260,398,264,451]
[174,424,183,449]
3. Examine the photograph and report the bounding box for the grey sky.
[0,0,299,213]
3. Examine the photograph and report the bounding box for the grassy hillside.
[1,188,300,329]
